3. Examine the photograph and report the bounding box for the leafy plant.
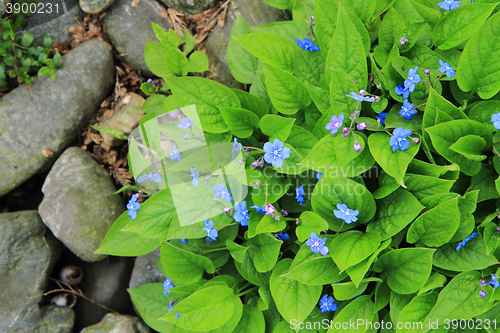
[99,1,500,332]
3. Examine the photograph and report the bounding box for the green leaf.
[231,89,269,118]
[334,132,364,167]
[294,46,325,87]
[296,211,329,242]
[258,287,271,311]
[162,285,235,330]
[188,51,209,73]
[468,163,500,202]
[311,176,376,230]
[152,23,180,48]
[43,35,52,47]
[270,259,322,325]
[395,22,427,53]
[234,305,265,333]
[226,239,248,263]
[180,29,196,55]
[259,115,295,142]
[248,234,282,273]
[49,69,56,81]
[21,33,33,47]
[407,197,461,247]
[449,135,487,162]
[263,63,311,114]
[469,100,500,132]
[285,125,318,157]
[160,242,215,285]
[433,3,497,50]
[418,272,447,295]
[166,77,240,133]
[346,239,391,287]
[251,172,292,207]
[218,106,259,138]
[235,33,294,73]
[227,16,257,84]
[90,125,128,140]
[165,47,189,76]
[326,2,367,89]
[404,173,455,201]
[37,66,50,76]
[331,230,382,272]
[426,120,492,176]
[282,256,346,285]
[142,94,166,114]
[96,211,159,256]
[425,271,493,323]
[343,0,376,23]
[327,296,374,333]
[254,214,286,235]
[457,11,500,99]
[144,41,172,77]
[378,7,405,52]
[332,277,382,301]
[396,292,438,333]
[262,0,294,10]
[235,251,271,287]
[305,81,330,112]
[368,132,420,187]
[376,248,435,294]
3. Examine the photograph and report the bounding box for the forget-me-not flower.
[231,138,242,161]
[306,232,329,256]
[438,60,456,78]
[395,83,410,99]
[251,205,266,214]
[137,172,162,184]
[489,274,499,289]
[333,203,359,224]
[296,38,320,52]
[203,218,218,241]
[178,117,194,129]
[492,113,500,129]
[180,239,188,244]
[389,128,412,152]
[404,66,421,92]
[163,278,173,296]
[325,114,345,135]
[174,312,180,319]
[376,112,388,125]
[437,0,461,10]
[213,183,233,202]
[345,92,374,102]
[169,142,181,162]
[456,232,478,251]
[263,138,291,168]
[127,195,141,220]
[316,173,323,180]
[319,294,337,313]
[234,201,250,226]
[273,230,290,241]
[296,186,305,205]
[399,100,417,120]
[189,167,199,188]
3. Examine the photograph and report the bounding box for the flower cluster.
[479,274,499,298]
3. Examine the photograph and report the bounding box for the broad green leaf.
[346,239,391,287]
[160,242,215,285]
[476,303,500,332]
[258,287,271,311]
[433,3,497,50]
[450,190,478,242]
[144,41,172,77]
[343,0,376,23]
[96,211,159,256]
[180,29,197,55]
[426,120,492,176]
[248,234,282,273]
[404,44,456,81]
[376,248,435,294]
[219,106,259,138]
[282,256,347,285]
[456,11,500,99]
[294,46,325,87]
[334,129,364,167]
[433,234,498,271]
[162,285,235,330]
[331,230,381,271]
[379,8,405,52]
[227,16,257,84]
[425,271,493,323]
[449,135,487,162]
[305,81,331,112]
[235,252,271,287]
[270,259,322,324]
[251,21,307,44]
[407,197,461,247]
[152,23,180,48]
[404,173,455,200]
[375,280,391,312]
[142,94,166,114]
[188,51,209,73]
[166,77,240,133]
[390,291,415,324]
[231,89,269,119]
[468,163,500,202]
[235,33,294,73]
[384,103,423,133]
[251,171,292,207]
[262,0,294,10]
[418,272,447,295]
[332,277,382,301]
[259,115,295,142]
[285,126,318,157]
[372,170,402,200]
[226,239,248,263]
[395,22,427,53]
[311,176,377,230]
[254,214,286,235]
[470,100,500,132]
[263,63,311,114]
[296,211,329,242]
[90,125,128,140]
[368,132,420,187]
[396,292,438,333]
[234,305,265,333]
[326,2,367,90]
[373,0,396,17]
[408,0,441,26]
[21,33,33,47]
[327,296,374,333]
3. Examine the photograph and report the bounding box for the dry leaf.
[41,149,54,158]
[131,0,140,6]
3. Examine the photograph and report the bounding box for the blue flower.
[178,117,194,129]
[491,113,500,129]
[489,274,499,289]
[213,183,233,202]
[169,142,181,162]
[319,294,337,313]
[203,218,218,241]
[136,172,162,184]
[376,112,388,125]
[126,195,141,220]
[333,203,359,224]
[316,173,323,180]
[456,232,478,251]
[168,303,174,312]
[174,312,180,319]
[437,0,461,10]
[399,99,417,120]
[395,83,410,99]
[404,66,421,93]
[180,239,188,244]
[163,278,173,296]
[295,38,320,52]
[231,138,243,161]
[345,92,375,102]
[190,167,199,188]
[263,138,291,168]
[438,60,456,78]
[306,232,329,256]
[251,205,266,214]
[325,114,345,135]
[296,185,305,205]
[273,230,290,241]
[234,201,250,226]
[389,128,412,152]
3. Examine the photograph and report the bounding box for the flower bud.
[204,176,210,184]
[183,134,189,140]
[424,69,430,74]
[252,161,259,167]
[275,216,280,221]
[311,15,315,20]
[224,207,230,213]
[296,218,301,225]
[480,279,487,286]
[342,132,349,138]
[354,110,360,115]
[357,122,367,131]
[496,226,500,233]
[412,138,420,144]
[244,148,250,153]
[147,78,152,83]
[359,89,365,96]
[353,143,362,152]
[375,96,380,101]
[479,290,486,298]
[342,127,348,133]
[259,160,264,167]
[253,181,261,189]
[238,159,244,164]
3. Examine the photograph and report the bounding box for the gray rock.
[16,0,83,45]
[0,39,114,197]
[80,0,114,13]
[0,211,61,331]
[73,256,135,330]
[0,0,5,17]
[39,147,124,262]
[80,313,150,333]
[98,93,145,147]
[103,0,172,76]
[10,305,75,333]
[160,0,214,15]
[129,248,164,290]
[205,0,288,88]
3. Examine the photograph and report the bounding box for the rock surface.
[0,39,114,197]
[10,305,75,333]
[103,0,172,76]
[129,247,164,290]
[204,0,289,88]
[98,93,145,146]
[80,0,115,13]
[0,211,61,331]
[80,313,150,333]
[39,147,124,262]
[160,0,214,15]
[0,0,5,17]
